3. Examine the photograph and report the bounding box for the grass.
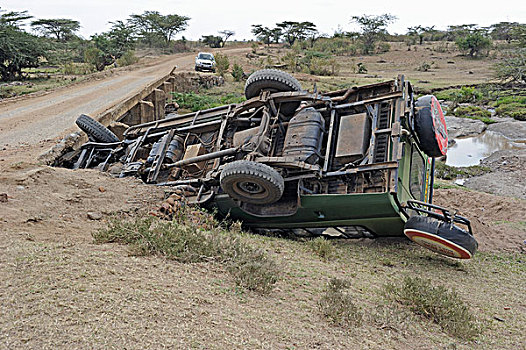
[434,161,491,180]
[452,105,495,124]
[318,278,362,327]
[383,276,483,339]
[172,91,245,112]
[307,237,337,261]
[93,209,280,294]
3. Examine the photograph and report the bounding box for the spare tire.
[220,160,284,204]
[414,95,448,157]
[76,114,120,143]
[404,216,477,259]
[244,69,302,116]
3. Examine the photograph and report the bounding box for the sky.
[3,0,526,40]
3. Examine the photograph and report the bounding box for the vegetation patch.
[452,105,495,124]
[383,276,482,339]
[434,161,491,180]
[172,91,245,112]
[318,278,362,327]
[493,96,526,121]
[434,86,483,104]
[93,210,280,294]
[307,237,337,261]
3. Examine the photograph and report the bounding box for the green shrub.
[94,213,280,294]
[453,105,494,124]
[318,278,362,327]
[376,42,391,53]
[62,62,95,75]
[231,63,244,82]
[307,237,336,261]
[116,50,139,67]
[416,62,432,72]
[214,53,230,77]
[434,86,483,104]
[383,277,482,339]
[312,37,357,56]
[172,92,245,112]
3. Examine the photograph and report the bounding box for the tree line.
[0,7,190,81]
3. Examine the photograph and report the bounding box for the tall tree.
[0,9,44,81]
[130,11,189,46]
[31,18,80,41]
[251,25,272,46]
[455,29,492,57]
[351,14,396,54]
[218,30,235,47]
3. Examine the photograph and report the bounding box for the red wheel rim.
[430,96,448,156]
[404,229,472,259]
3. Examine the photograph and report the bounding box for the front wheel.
[220,160,284,204]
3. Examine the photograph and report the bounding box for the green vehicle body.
[212,131,433,237]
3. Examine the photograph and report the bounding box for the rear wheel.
[75,114,119,143]
[220,160,284,204]
[404,216,477,259]
[244,69,302,116]
[414,95,448,157]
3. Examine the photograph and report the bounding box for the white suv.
[195,52,216,72]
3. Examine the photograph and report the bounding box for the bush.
[376,42,390,53]
[455,32,492,57]
[116,50,139,67]
[231,63,244,82]
[62,62,95,75]
[214,53,230,77]
[383,277,482,339]
[312,37,357,56]
[318,278,362,327]
[94,212,280,294]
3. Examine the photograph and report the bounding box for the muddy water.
[445,131,521,167]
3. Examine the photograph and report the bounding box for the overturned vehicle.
[66,69,477,259]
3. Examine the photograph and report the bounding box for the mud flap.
[404,216,477,259]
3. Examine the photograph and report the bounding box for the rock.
[0,193,8,202]
[487,121,526,142]
[87,212,103,220]
[38,132,82,165]
[445,116,486,139]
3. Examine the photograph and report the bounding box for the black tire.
[414,95,448,157]
[220,160,284,204]
[75,114,120,143]
[244,69,302,116]
[195,66,200,72]
[404,216,478,259]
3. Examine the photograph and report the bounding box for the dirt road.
[0,47,250,153]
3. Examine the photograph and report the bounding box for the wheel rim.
[233,180,269,200]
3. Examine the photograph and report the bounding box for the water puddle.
[446,131,522,167]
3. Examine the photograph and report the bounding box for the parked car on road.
[195,52,216,72]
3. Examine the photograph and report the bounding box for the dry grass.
[307,237,337,261]
[383,276,483,339]
[318,278,362,328]
[93,211,280,294]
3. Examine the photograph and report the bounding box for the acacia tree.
[130,11,189,47]
[351,14,396,54]
[218,30,235,47]
[251,25,272,46]
[202,35,223,48]
[31,18,80,41]
[275,21,317,46]
[407,25,435,45]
